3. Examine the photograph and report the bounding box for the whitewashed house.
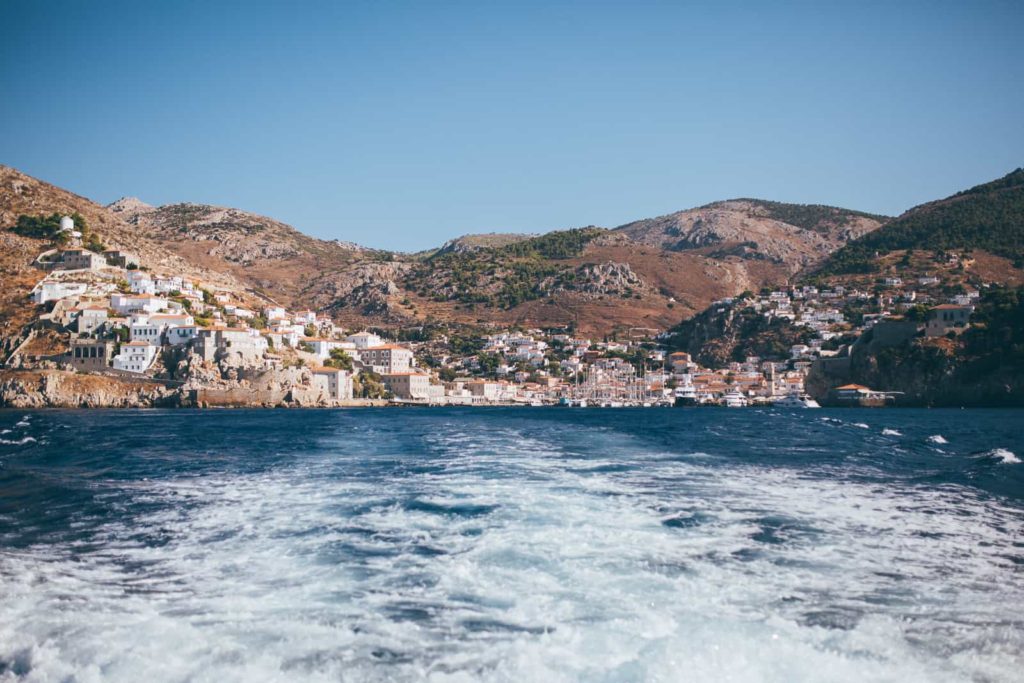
[111,294,168,315]
[32,281,88,304]
[113,341,158,373]
[264,306,288,322]
[305,338,354,360]
[127,271,156,295]
[345,331,383,349]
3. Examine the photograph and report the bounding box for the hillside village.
[0,213,1001,408]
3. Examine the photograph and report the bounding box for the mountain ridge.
[820,168,1024,274]
[1,163,892,334]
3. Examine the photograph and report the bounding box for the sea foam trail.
[0,409,1021,683]
[989,448,1020,464]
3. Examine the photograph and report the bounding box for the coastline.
[2,369,1020,410]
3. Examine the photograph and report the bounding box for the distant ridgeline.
[407,227,606,310]
[725,199,889,234]
[820,168,1024,274]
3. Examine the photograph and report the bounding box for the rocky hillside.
[1,164,889,337]
[108,197,372,307]
[430,232,535,256]
[806,287,1024,406]
[0,166,252,355]
[615,199,887,272]
[663,295,814,368]
[821,168,1024,274]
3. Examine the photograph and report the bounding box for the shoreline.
[2,369,1021,410]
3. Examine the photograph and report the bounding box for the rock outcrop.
[0,370,177,408]
[564,261,648,297]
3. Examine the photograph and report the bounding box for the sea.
[0,407,1022,683]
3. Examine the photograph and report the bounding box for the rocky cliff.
[0,370,178,408]
[806,288,1024,406]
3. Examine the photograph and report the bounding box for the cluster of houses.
[19,219,984,407]
[24,235,442,403]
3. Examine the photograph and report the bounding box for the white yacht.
[721,389,748,408]
[772,393,820,408]
[673,376,698,407]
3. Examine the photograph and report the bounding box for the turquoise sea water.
[1,408,1022,682]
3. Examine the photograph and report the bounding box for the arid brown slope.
[2,164,885,338]
[0,166,248,354]
[615,199,887,272]
[108,198,373,307]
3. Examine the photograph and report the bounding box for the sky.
[2,1,1022,251]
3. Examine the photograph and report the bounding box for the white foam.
[0,420,1021,682]
[927,435,949,444]
[0,436,37,446]
[988,448,1020,464]
[851,422,870,429]
[14,420,29,428]
[882,429,902,436]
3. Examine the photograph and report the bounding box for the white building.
[113,341,158,373]
[111,294,168,315]
[264,306,288,322]
[305,338,354,360]
[154,276,184,294]
[127,271,156,294]
[925,304,973,337]
[32,281,88,304]
[167,325,198,346]
[346,331,384,349]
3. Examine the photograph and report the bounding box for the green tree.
[325,348,354,371]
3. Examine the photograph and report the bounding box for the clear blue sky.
[2,1,1022,250]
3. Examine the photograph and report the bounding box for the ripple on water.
[0,408,1021,683]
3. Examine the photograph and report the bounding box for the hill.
[0,166,252,356]
[821,168,1024,274]
[1,164,886,337]
[429,232,536,257]
[615,199,887,271]
[108,198,373,308]
[805,286,1024,406]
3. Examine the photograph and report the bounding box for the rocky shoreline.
[0,370,387,409]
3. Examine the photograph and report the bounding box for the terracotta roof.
[931,304,971,310]
[366,344,411,351]
[835,384,870,390]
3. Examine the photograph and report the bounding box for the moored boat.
[772,393,820,409]
[721,389,748,408]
